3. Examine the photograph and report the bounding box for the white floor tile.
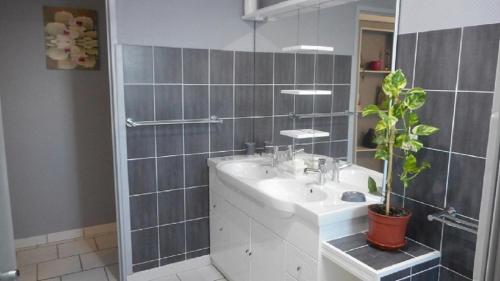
[105,264,119,281]
[38,256,82,280]
[177,266,223,281]
[95,233,118,250]
[84,223,117,237]
[44,278,61,281]
[48,229,83,243]
[58,239,97,258]
[17,264,36,281]
[150,275,180,281]
[62,268,108,281]
[16,245,58,267]
[80,248,118,270]
[197,266,223,280]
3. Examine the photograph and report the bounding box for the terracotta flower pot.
[366,204,411,250]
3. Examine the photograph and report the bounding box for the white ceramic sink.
[211,155,382,224]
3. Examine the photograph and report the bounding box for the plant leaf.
[401,140,424,152]
[403,154,418,173]
[404,88,426,110]
[362,104,380,117]
[408,112,419,126]
[368,177,378,194]
[375,147,389,160]
[412,124,439,136]
[382,70,407,97]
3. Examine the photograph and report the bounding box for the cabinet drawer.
[286,274,298,281]
[285,243,317,281]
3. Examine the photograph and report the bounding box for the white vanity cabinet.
[210,191,286,281]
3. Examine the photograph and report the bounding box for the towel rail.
[288,111,354,120]
[126,116,223,127]
[428,207,478,234]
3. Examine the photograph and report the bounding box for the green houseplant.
[362,69,439,250]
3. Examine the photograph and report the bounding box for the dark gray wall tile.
[404,199,443,250]
[185,154,209,187]
[158,190,184,224]
[418,91,454,151]
[187,248,210,259]
[347,246,412,270]
[273,116,293,145]
[255,52,273,84]
[125,85,154,121]
[210,120,234,152]
[130,193,157,230]
[411,267,439,281]
[255,85,273,116]
[274,53,295,84]
[447,154,485,219]
[403,240,435,258]
[412,257,439,273]
[156,124,183,157]
[160,254,185,266]
[414,28,461,90]
[274,85,294,115]
[123,45,153,83]
[331,116,349,140]
[295,90,313,114]
[235,86,254,117]
[459,23,500,91]
[157,156,184,191]
[331,141,348,158]
[234,118,253,150]
[452,92,493,157]
[128,159,156,195]
[132,228,158,264]
[184,85,209,119]
[313,142,330,157]
[396,33,417,87]
[439,266,470,281]
[186,186,209,219]
[159,223,186,257]
[396,149,448,208]
[441,226,477,278]
[154,47,181,83]
[184,123,209,154]
[328,233,367,251]
[132,260,158,272]
[334,55,352,84]
[183,48,208,84]
[235,51,254,84]
[210,86,233,118]
[210,50,234,84]
[381,268,411,281]
[127,127,155,159]
[186,218,209,251]
[314,85,333,114]
[332,85,350,113]
[254,117,273,148]
[296,54,315,84]
[155,85,182,121]
[313,117,333,142]
[316,54,334,84]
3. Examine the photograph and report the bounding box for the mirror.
[253,0,397,172]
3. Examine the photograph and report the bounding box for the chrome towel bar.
[428,207,478,234]
[126,116,223,127]
[288,111,354,120]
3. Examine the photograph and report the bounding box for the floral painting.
[43,7,99,70]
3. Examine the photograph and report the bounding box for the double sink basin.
[213,156,383,225]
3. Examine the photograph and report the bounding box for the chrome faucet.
[304,158,328,185]
[264,145,281,167]
[286,145,305,161]
[332,160,352,183]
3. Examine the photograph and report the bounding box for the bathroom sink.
[335,165,383,192]
[257,179,328,203]
[217,160,276,180]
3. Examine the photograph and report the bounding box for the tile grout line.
[151,46,161,270]
[181,47,188,262]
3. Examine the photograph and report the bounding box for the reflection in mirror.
[253,0,397,173]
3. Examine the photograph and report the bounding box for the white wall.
[399,0,500,34]
[0,0,115,238]
[116,0,255,50]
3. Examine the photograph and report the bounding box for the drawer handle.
[248,251,252,256]
[213,204,217,209]
[245,249,249,253]
[296,266,301,272]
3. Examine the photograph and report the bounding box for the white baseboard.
[15,222,117,249]
[127,255,211,281]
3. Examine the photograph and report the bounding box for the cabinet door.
[210,213,231,268]
[250,221,285,281]
[226,204,251,281]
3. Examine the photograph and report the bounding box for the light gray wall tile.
[123,45,153,83]
[154,47,182,83]
[183,48,209,84]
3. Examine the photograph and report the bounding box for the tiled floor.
[16,230,226,281]
[16,231,119,281]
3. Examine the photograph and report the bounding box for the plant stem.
[386,103,395,216]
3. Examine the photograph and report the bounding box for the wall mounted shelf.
[281,89,332,95]
[242,0,359,21]
[282,45,334,53]
[288,111,354,120]
[280,129,330,139]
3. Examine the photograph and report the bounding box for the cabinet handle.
[219,227,223,231]
[213,204,217,209]
[245,249,249,253]
[248,251,252,256]
[296,266,301,272]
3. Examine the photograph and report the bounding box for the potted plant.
[362,70,439,250]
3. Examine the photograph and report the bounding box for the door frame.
[105,0,133,279]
